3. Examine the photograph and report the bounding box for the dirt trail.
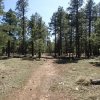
[8,58,57,100]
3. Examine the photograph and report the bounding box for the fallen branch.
[90,79,100,85]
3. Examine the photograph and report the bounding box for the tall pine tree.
[16,0,28,55]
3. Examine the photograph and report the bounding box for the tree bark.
[91,79,100,85]
[32,41,34,57]
[54,22,57,57]
[22,7,25,55]
[76,2,80,58]
[7,40,10,58]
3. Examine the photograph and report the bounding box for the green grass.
[0,58,43,99]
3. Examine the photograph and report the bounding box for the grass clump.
[76,76,91,86]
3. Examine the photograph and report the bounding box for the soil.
[6,58,72,100]
[2,57,100,100]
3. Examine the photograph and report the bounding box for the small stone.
[30,89,32,91]
[75,87,79,91]
[2,76,5,79]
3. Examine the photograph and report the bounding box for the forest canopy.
[0,0,100,58]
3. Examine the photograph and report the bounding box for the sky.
[4,0,100,26]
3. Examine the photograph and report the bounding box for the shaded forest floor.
[0,56,100,100]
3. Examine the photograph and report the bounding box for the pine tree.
[49,12,58,57]
[0,0,4,15]
[68,0,83,58]
[85,0,95,57]
[16,0,28,55]
[50,7,68,57]
[3,9,17,57]
[29,13,38,57]
[29,13,48,59]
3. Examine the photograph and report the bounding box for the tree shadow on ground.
[21,56,36,61]
[41,56,54,59]
[21,55,55,61]
[53,56,92,64]
[0,55,35,61]
[53,57,79,64]
[89,62,100,67]
[0,56,9,60]
[0,55,55,61]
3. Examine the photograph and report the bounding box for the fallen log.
[90,79,100,85]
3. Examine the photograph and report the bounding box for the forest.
[0,0,100,59]
[0,0,100,100]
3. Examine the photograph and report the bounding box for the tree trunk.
[54,25,57,57]
[22,7,25,56]
[32,41,34,57]
[60,30,62,56]
[58,39,61,56]
[38,49,41,59]
[88,9,92,58]
[75,2,80,58]
[7,40,10,58]
[91,79,100,85]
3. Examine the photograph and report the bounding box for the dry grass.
[50,58,100,100]
[0,57,100,100]
[0,58,43,99]
[76,76,91,86]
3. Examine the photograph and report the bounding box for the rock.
[2,76,5,79]
[30,88,32,91]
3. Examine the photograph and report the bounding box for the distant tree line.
[0,0,100,59]
[0,0,48,59]
[49,0,100,58]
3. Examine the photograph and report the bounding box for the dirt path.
[8,58,57,100]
